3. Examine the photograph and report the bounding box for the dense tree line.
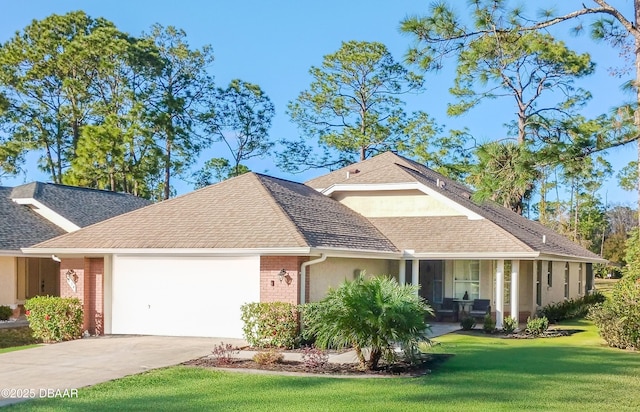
[0,12,273,200]
[1,6,638,258]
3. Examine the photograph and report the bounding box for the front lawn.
[9,320,639,411]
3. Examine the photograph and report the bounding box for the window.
[433,270,443,304]
[578,263,583,295]
[453,260,480,300]
[536,261,542,306]
[564,262,570,299]
[547,261,553,287]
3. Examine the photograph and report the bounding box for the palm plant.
[306,275,433,370]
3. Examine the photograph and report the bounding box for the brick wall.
[59,257,104,335]
[260,256,308,304]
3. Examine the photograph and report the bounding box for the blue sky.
[0,0,637,206]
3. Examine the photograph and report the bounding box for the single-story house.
[0,182,151,317]
[24,152,605,338]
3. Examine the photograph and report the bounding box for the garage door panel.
[111,255,260,338]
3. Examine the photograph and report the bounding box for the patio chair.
[436,297,457,322]
[469,299,491,320]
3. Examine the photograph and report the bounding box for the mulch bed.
[183,353,453,377]
[456,328,583,339]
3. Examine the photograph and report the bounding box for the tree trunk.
[366,347,382,370]
[353,343,367,370]
[164,137,171,200]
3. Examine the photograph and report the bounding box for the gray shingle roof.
[1,182,151,251]
[0,186,65,250]
[34,173,398,252]
[11,182,151,227]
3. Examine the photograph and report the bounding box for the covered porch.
[398,258,592,328]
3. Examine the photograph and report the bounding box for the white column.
[532,261,538,313]
[412,259,419,295]
[399,259,406,285]
[495,259,504,329]
[510,260,520,326]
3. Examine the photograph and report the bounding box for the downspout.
[300,254,327,304]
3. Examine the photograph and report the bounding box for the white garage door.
[111,255,260,338]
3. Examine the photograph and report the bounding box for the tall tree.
[402,6,596,213]
[144,24,215,200]
[467,141,539,214]
[63,26,163,197]
[402,0,640,225]
[201,79,275,178]
[279,40,464,173]
[0,11,119,182]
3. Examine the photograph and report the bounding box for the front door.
[419,260,444,305]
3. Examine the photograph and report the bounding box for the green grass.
[594,278,619,298]
[0,344,40,354]
[8,320,639,411]
[0,326,40,349]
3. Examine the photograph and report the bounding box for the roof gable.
[306,152,603,261]
[33,173,397,253]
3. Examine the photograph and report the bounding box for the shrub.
[0,305,12,321]
[502,316,518,334]
[24,296,83,342]
[305,275,433,370]
[538,293,606,323]
[240,302,298,349]
[298,302,323,345]
[253,349,284,365]
[211,342,239,366]
[460,316,476,331]
[482,314,495,333]
[589,272,640,350]
[301,345,329,369]
[526,316,549,337]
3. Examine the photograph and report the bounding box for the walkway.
[0,335,243,407]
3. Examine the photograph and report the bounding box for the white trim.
[12,198,80,232]
[300,254,327,304]
[510,260,519,324]
[495,259,504,329]
[538,253,607,264]
[22,247,314,256]
[321,182,483,220]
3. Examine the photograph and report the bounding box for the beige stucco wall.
[519,261,534,313]
[308,257,393,302]
[0,256,17,307]
[332,190,463,217]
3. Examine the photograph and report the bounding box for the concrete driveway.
[0,335,244,407]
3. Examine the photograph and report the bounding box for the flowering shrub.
[301,345,329,369]
[240,302,298,348]
[211,342,239,365]
[24,296,83,342]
